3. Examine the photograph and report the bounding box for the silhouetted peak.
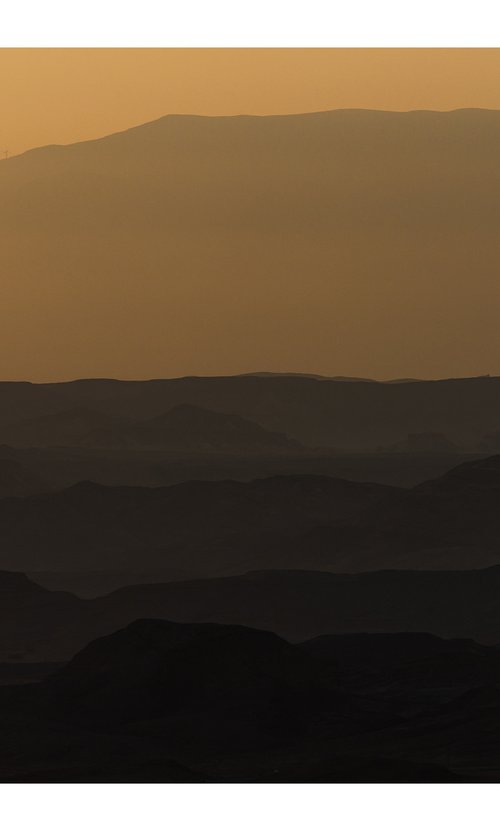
[54,616,288,675]
[47,617,317,725]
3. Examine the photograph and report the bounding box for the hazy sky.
[3,48,500,156]
[2,49,500,382]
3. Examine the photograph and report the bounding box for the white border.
[1,783,500,832]
[1,0,500,47]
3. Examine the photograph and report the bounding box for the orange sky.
[2,48,500,156]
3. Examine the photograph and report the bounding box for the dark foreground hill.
[3,619,500,782]
[83,566,500,648]
[45,619,329,729]
[2,456,500,582]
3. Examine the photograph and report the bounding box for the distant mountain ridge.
[0,375,500,450]
[2,109,500,381]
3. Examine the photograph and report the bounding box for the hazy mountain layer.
[0,443,476,499]
[6,559,500,663]
[0,403,301,453]
[0,474,397,574]
[0,375,500,450]
[1,456,500,579]
[2,109,500,381]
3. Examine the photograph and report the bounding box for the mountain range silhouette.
[3,107,500,782]
[0,455,499,583]
[2,615,500,782]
